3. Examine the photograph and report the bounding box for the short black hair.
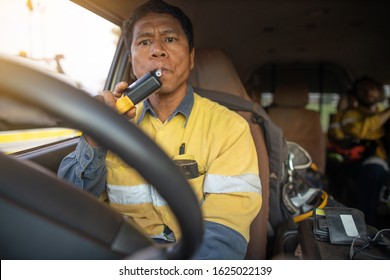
[122,0,194,54]
[352,75,384,101]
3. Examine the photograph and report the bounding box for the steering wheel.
[0,55,203,260]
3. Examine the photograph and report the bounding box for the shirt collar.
[137,84,194,126]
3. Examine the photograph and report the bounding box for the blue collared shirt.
[137,83,194,126]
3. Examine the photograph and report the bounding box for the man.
[58,0,262,259]
[339,76,390,226]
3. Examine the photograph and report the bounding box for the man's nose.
[150,41,168,58]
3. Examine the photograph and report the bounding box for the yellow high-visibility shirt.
[105,90,262,241]
[341,106,387,159]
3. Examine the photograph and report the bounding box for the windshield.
[0,0,119,153]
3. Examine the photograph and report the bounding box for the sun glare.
[0,0,119,95]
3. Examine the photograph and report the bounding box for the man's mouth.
[154,67,169,76]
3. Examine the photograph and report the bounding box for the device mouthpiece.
[115,69,163,114]
[154,69,162,77]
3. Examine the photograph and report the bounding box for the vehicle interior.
[1,0,389,260]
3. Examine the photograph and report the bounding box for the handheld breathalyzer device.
[115,69,162,114]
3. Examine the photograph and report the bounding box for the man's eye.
[165,37,176,43]
[139,40,151,45]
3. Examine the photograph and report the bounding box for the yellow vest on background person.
[340,106,387,160]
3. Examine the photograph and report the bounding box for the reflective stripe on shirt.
[204,173,261,194]
[107,183,167,207]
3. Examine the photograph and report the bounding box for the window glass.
[260,92,273,108]
[383,84,390,108]
[306,92,340,133]
[0,0,119,154]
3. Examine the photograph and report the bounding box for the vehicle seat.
[188,48,270,259]
[267,82,326,173]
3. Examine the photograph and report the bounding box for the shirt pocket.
[188,173,206,203]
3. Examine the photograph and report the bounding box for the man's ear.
[190,48,195,70]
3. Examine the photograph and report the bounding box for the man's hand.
[85,81,137,147]
[99,81,137,119]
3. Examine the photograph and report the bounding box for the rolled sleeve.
[57,136,107,196]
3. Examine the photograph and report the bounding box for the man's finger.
[114,81,129,96]
[125,107,137,119]
[101,90,117,109]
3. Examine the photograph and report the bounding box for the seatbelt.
[194,86,290,230]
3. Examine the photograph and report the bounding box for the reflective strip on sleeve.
[107,184,167,206]
[203,173,261,194]
[341,117,356,126]
[362,156,389,171]
[329,122,341,129]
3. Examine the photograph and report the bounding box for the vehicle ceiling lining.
[71,0,390,84]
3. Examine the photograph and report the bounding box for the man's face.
[356,81,381,107]
[130,12,194,95]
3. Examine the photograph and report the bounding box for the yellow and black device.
[116,69,162,114]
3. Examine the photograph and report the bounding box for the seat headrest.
[274,83,309,107]
[188,48,250,100]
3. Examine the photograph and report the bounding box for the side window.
[306,92,340,133]
[382,85,390,108]
[260,92,273,108]
[0,1,119,154]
